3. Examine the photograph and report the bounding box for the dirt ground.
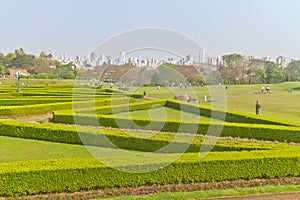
[15,113,52,123]
[203,192,300,200]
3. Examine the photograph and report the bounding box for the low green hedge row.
[126,93,144,99]
[7,89,128,98]
[11,92,73,97]
[0,150,300,196]
[82,88,144,98]
[0,98,131,116]
[0,120,266,153]
[165,100,299,127]
[52,112,300,143]
[0,99,73,106]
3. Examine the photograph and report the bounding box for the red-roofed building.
[9,69,28,78]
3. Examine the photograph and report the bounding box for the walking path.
[204,192,300,200]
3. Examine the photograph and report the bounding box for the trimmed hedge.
[0,150,300,196]
[0,98,131,116]
[0,98,73,106]
[52,112,300,143]
[0,121,265,153]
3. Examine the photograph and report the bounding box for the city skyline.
[0,0,300,60]
[57,49,290,70]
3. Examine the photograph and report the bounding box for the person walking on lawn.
[256,100,261,115]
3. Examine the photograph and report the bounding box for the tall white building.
[89,52,97,66]
[98,53,107,65]
[208,55,218,66]
[118,51,126,65]
[198,49,206,63]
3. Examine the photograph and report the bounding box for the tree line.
[1,49,300,84]
[0,48,76,79]
[219,53,300,84]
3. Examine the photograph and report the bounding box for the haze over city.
[0,0,300,60]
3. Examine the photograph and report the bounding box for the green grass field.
[0,136,93,163]
[132,82,300,123]
[114,106,213,122]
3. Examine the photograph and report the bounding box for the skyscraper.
[118,51,126,65]
[199,49,206,63]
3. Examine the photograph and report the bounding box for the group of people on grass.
[177,94,194,102]
[261,85,270,93]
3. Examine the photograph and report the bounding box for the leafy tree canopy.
[222,53,244,67]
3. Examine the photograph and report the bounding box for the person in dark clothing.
[256,100,261,115]
[266,85,270,93]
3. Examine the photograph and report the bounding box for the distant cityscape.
[56,49,294,70]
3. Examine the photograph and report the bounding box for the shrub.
[0,151,300,196]
[0,98,131,116]
[0,120,266,153]
[52,112,300,143]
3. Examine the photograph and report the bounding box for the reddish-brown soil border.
[1,177,300,200]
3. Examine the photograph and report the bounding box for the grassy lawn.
[0,136,93,163]
[214,82,300,122]
[114,106,213,122]
[132,82,300,123]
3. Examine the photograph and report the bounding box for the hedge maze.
[0,84,300,196]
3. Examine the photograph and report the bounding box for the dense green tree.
[222,53,244,68]
[187,75,205,85]
[11,54,35,71]
[265,61,285,83]
[0,54,12,69]
[285,60,300,81]
[0,49,80,79]
[6,53,16,59]
[255,68,267,83]
[54,63,76,79]
[32,73,57,79]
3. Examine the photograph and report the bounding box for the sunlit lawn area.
[114,106,213,122]
[132,82,300,123]
[0,136,92,163]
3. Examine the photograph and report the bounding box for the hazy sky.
[0,0,299,60]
